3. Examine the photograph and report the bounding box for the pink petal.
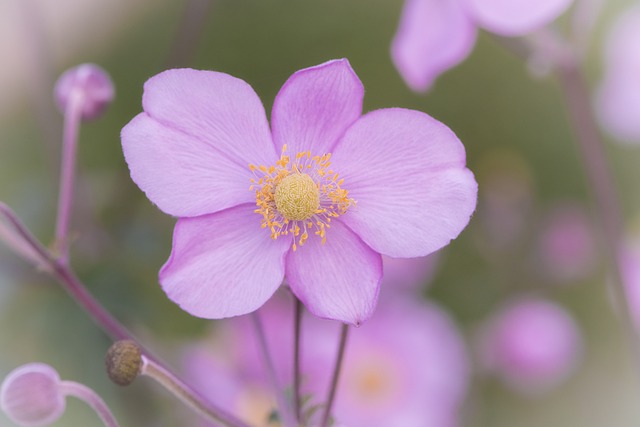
[124,68,277,216]
[391,0,477,92]
[159,204,290,319]
[271,59,364,155]
[122,114,255,217]
[463,0,574,36]
[285,220,382,325]
[332,108,477,257]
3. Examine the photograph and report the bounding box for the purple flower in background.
[478,297,582,395]
[381,253,440,293]
[392,0,574,91]
[535,204,597,283]
[185,294,469,427]
[596,5,640,143]
[121,59,477,325]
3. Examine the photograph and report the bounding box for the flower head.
[1,364,65,427]
[55,63,114,120]
[121,59,477,325]
[478,297,582,394]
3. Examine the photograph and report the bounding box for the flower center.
[249,145,355,250]
[274,173,320,221]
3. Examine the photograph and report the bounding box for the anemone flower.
[121,59,477,325]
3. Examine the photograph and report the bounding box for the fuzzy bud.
[54,63,114,120]
[0,363,66,426]
[105,340,143,386]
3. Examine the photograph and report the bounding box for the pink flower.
[391,0,574,91]
[121,59,477,325]
[534,203,597,283]
[478,297,582,395]
[185,293,469,427]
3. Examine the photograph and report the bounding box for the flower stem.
[54,88,83,262]
[556,62,640,365]
[59,380,120,427]
[165,0,215,68]
[319,324,349,427]
[250,312,297,427]
[1,201,245,424]
[293,298,303,422]
[140,356,252,427]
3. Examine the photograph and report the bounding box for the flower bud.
[105,340,143,386]
[54,63,114,120]
[0,363,66,426]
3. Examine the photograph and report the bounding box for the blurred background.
[2,0,640,426]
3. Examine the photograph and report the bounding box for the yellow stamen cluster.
[249,145,354,251]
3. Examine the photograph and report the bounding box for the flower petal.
[122,113,255,217]
[332,108,477,257]
[286,220,382,326]
[159,204,290,319]
[391,0,477,92]
[271,59,364,155]
[142,68,277,171]
[463,0,573,36]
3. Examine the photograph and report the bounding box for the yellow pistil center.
[274,173,320,221]
[249,144,355,251]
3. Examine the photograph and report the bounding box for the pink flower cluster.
[184,291,469,427]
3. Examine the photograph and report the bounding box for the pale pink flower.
[478,297,582,395]
[391,0,574,91]
[121,59,477,325]
[535,203,597,283]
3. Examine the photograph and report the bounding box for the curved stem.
[59,381,120,427]
[319,324,349,427]
[140,356,252,427]
[54,89,83,262]
[557,62,640,370]
[251,312,297,427]
[293,298,303,422]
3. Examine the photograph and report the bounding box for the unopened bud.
[105,340,143,386]
[54,63,114,120]
[0,363,66,426]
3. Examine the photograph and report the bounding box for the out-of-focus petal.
[159,204,290,319]
[271,59,364,155]
[332,108,477,258]
[122,114,255,217]
[463,0,574,36]
[596,6,640,144]
[286,220,382,326]
[391,0,477,92]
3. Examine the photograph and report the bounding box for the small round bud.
[105,340,143,386]
[54,63,114,120]
[0,363,66,426]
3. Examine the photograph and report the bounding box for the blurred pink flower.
[535,204,597,283]
[121,59,477,325]
[185,294,469,427]
[478,297,582,395]
[54,63,114,120]
[391,0,574,91]
[596,5,640,143]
